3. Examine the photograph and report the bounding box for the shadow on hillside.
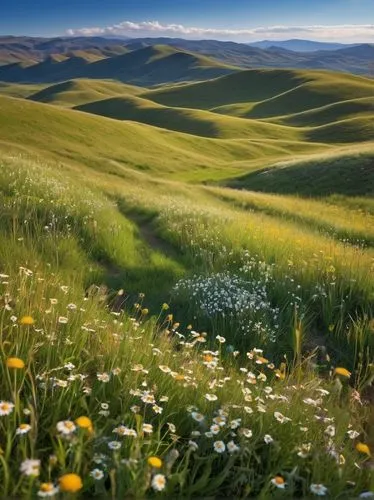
[85,205,187,310]
[227,155,374,197]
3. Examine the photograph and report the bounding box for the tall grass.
[0,153,373,498]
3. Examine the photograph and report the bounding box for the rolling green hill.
[0,81,46,98]
[75,94,302,140]
[71,69,374,144]
[145,69,374,111]
[28,79,144,107]
[228,145,374,196]
[1,67,373,190]
[270,97,374,127]
[0,94,330,182]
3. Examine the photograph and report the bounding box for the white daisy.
[20,459,40,476]
[0,401,14,416]
[310,484,328,496]
[227,441,240,453]
[16,423,31,435]
[213,440,226,453]
[151,474,166,492]
[205,394,218,402]
[90,469,104,480]
[56,420,76,435]
[108,441,122,450]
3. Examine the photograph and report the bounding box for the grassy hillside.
[75,94,302,140]
[71,70,374,144]
[242,76,374,118]
[0,94,331,182]
[271,97,374,127]
[1,61,374,498]
[229,145,374,196]
[0,81,46,98]
[28,79,144,107]
[144,69,374,109]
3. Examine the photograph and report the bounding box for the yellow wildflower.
[334,367,351,378]
[6,357,25,369]
[20,316,34,326]
[75,416,93,433]
[356,442,371,456]
[59,473,83,493]
[147,456,162,468]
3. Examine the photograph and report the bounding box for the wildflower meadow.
[0,152,373,498]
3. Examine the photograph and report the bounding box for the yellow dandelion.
[75,416,93,433]
[59,473,83,493]
[356,442,371,456]
[20,316,34,326]
[147,456,162,468]
[334,367,351,378]
[6,357,25,369]
[174,374,185,381]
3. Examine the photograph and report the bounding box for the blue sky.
[1,0,374,42]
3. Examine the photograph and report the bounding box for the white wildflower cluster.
[174,270,279,342]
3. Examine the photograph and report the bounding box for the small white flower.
[151,474,166,492]
[230,419,241,429]
[16,424,31,435]
[159,365,171,373]
[108,441,122,450]
[56,420,76,435]
[325,425,335,437]
[142,423,153,434]
[303,398,318,406]
[241,428,253,438]
[227,441,240,453]
[347,430,360,439]
[189,440,199,451]
[310,484,328,496]
[213,440,226,453]
[167,422,176,433]
[0,401,14,416]
[191,412,205,422]
[64,362,75,371]
[20,459,40,476]
[205,394,218,402]
[274,411,291,424]
[90,469,104,480]
[58,316,68,324]
[97,372,110,383]
[264,434,273,444]
[210,424,220,435]
[216,335,226,343]
[37,483,59,497]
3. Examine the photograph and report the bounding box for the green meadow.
[0,65,374,498]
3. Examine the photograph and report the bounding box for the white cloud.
[66,21,374,43]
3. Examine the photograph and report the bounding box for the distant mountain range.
[0,36,373,86]
[247,39,357,52]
